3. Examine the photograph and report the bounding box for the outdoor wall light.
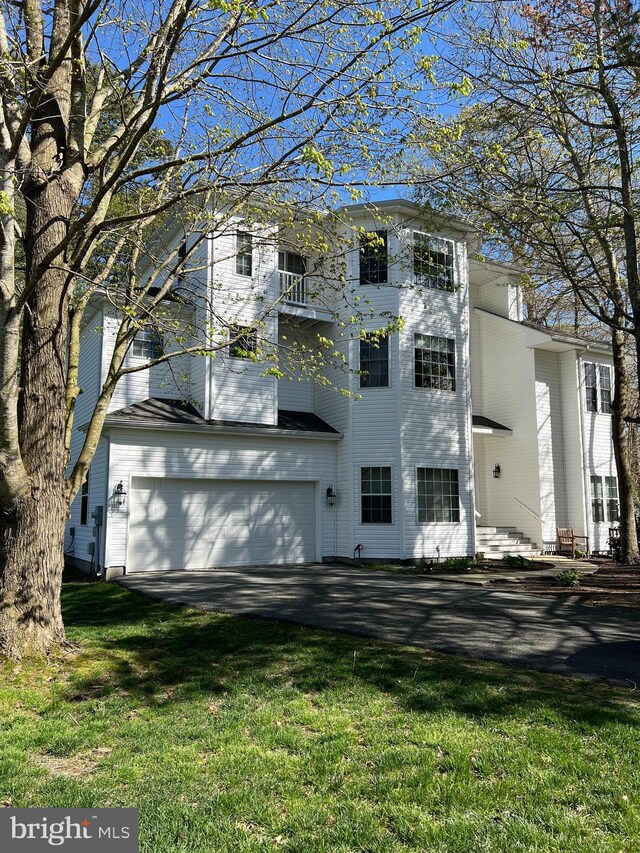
[493,464,501,479]
[326,486,336,507]
[113,480,128,507]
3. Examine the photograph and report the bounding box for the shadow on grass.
[61,581,637,728]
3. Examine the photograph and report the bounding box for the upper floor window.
[229,325,258,359]
[359,230,388,285]
[278,250,307,304]
[584,362,612,414]
[414,333,456,392]
[417,468,460,523]
[236,231,253,277]
[413,232,454,291]
[359,334,389,388]
[132,329,163,360]
[361,466,392,523]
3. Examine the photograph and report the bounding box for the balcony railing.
[279,270,307,306]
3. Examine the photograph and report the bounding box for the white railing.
[279,271,306,305]
[514,497,543,523]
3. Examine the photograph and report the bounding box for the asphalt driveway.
[119,563,640,686]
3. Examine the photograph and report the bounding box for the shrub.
[502,554,531,568]
[558,569,581,587]
[442,556,474,571]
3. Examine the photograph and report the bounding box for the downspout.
[576,347,592,538]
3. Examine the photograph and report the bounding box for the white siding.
[209,224,278,424]
[398,238,474,559]
[477,313,543,546]
[535,351,568,541]
[277,322,315,412]
[104,429,337,569]
[579,353,617,552]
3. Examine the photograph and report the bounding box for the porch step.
[476,526,540,557]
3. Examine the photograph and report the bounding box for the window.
[278,250,306,276]
[591,475,604,522]
[359,334,389,388]
[236,231,253,277]
[80,471,89,526]
[417,468,460,523]
[228,325,257,359]
[132,329,162,360]
[414,334,456,391]
[600,365,612,413]
[606,476,619,522]
[413,232,454,291]
[361,466,392,523]
[584,362,612,414]
[359,230,388,285]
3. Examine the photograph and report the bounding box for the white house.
[64,200,619,577]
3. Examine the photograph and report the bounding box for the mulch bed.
[490,562,640,610]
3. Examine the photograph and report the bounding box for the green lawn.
[1,579,639,852]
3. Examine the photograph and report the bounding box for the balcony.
[279,270,307,306]
[277,270,332,322]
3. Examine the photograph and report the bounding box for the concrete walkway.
[119,563,640,687]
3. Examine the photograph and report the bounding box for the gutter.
[97,421,343,441]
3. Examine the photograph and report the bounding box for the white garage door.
[128,478,317,572]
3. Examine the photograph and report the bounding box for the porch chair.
[556,527,590,559]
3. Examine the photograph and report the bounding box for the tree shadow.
[60,581,638,729]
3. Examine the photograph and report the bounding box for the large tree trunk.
[611,326,639,562]
[0,159,77,656]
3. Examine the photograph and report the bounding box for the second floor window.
[415,333,456,392]
[236,231,253,277]
[132,329,163,360]
[229,325,258,359]
[584,362,612,414]
[413,232,455,291]
[359,334,389,388]
[359,230,388,285]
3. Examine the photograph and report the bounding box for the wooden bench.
[556,528,590,558]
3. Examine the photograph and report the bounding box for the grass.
[1,579,639,852]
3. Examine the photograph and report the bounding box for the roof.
[472,414,512,432]
[102,398,341,438]
[475,308,612,354]
[336,199,478,235]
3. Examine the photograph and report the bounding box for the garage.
[127,477,317,572]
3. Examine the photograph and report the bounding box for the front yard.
[1,578,639,852]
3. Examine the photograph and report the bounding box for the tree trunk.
[611,326,639,562]
[0,490,67,658]
[0,162,77,656]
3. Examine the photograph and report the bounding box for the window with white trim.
[359,334,389,388]
[413,231,454,291]
[228,325,257,359]
[590,475,605,522]
[414,334,456,391]
[417,468,460,523]
[359,230,388,285]
[236,231,253,277]
[584,362,612,414]
[361,466,392,523]
[605,476,619,522]
[132,329,163,360]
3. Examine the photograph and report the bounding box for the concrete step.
[482,546,540,556]
[476,534,532,544]
[476,526,518,534]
